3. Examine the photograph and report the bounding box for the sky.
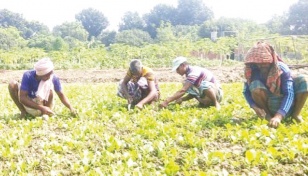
[0,0,299,31]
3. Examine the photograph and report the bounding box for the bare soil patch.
[1,66,307,84]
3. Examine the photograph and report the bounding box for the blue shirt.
[243,62,294,117]
[20,70,62,99]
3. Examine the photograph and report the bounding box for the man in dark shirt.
[8,58,76,118]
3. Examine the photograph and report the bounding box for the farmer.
[8,58,76,118]
[159,56,223,109]
[117,59,160,109]
[243,42,308,128]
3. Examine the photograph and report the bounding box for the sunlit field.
[0,83,307,175]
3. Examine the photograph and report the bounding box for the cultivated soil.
[1,66,308,84]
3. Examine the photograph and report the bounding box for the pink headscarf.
[34,58,54,76]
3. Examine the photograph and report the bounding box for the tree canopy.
[53,22,88,41]
[119,12,145,31]
[175,0,213,25]
[0,9,49,39]
[143,4,177,38]
[286,0,308,35]
[75,8,109,40]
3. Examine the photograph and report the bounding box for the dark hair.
[129,59,142,74]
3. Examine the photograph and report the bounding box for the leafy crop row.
[0,83,307,175]
[1,35,308,70]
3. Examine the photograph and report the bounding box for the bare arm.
[19,90,54,115]
[160,81,192,108]
[176,94,195,104]
[182,94,195,101]
[56,91,74,112]
[136,80,156,107]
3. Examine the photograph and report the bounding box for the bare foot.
[293,116,304,123]
[20,111,27,119]
[215,103,221,111]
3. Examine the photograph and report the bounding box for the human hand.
[252,106,266,118]
[127,96,133,104]
[135,103,143,110]
[40,106,54,116]
[159,101,168,109]
[268,114,283,128]
[175,98,182,104]
[70,108,78,117]
[293,116,304,123]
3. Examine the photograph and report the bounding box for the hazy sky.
[0,0,298,30]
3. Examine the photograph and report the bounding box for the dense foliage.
[0,35,307,70]
[285,0,308,35]
[0,0,308,69]
[1,83,307,175]
[75,8,109,40]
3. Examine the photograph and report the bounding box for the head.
[244,42,276,76]
[172,56,188,76]
[129,59,142,77]
[244,42,275,65]
[255,63,271,71]
[244,42,283,95]
[34,58,54,81]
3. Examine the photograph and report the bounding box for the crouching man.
[117,59,160,109]
[8,58,76,118]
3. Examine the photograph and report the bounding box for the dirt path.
[1,66,307,84]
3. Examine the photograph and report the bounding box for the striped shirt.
[243,62,294,117]
[185,66,216,87]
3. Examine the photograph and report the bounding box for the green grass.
[0,83,307,175]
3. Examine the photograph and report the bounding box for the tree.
[75,8,109,40]
[53,22,88,41]
[99,30,117,47]
[119,11,145,31]
[156,23,176,42]
[115,29,152,46]
[175,0,213,25]
[25,21,50,39]
[143,4,177,38]
[198,20,217,38]
[198,17,270,43]
[173,25,200,41]
[27,34,56,51]
[0,26,26,50]
[266,15,289,34]
[63,36,86,49]
[0,9,26,30]
[52,37,69,51]
[0,9,49,39]
[285,0,308,35]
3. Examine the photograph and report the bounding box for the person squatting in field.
[243,42,308,128]
[159,56,223,109]
[117,59,160,109]
[8,58,76,119]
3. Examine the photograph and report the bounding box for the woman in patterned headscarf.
[8,58,76,118]
[243,42,308,128]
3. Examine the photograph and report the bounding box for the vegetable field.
[0,83,308,175]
